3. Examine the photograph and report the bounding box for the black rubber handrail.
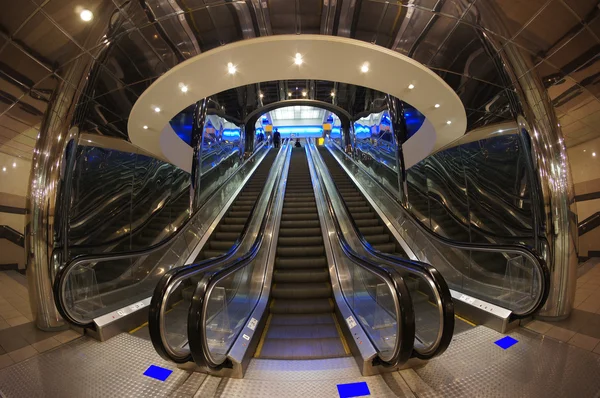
[149,141,290,364]
[313,146,454,360]
[307,144,415,367]
[53,143,269,328]
[327,142,551,319]
[0,225,24,247]
[186,143,291,369]
[579,212,600,236]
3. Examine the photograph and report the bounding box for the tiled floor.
[0,271,82,370]
[524,259,600,355]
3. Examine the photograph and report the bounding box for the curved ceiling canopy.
[129,35,467,171]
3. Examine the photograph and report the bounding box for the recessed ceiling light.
[12,162,16,168]
[143,125,148,130]
[594,152,597,157]
[259,93,264,98]
[80,9,93,22]
[227,62,237,75]
[294,53,303,65]
[154,107,160,113]
[360,63,369,73]
[2,167,5,172]
[434,104,440,108]
[408,84,415,90]
[302,91,307,97]
[584,149,587,152]
[331,92,335,97]
[180,84,188,93]
[288,92,292,97]
[446,120,452,125]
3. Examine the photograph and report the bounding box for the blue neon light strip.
[143,365,173,381]
[494,336,518,350]
[337,381,371,398]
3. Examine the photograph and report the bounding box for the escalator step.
[270,298,333,314]
[275,256,327,269]
[210,240,236,250]
[219,224,244,232]
[269,313,334,326]
[265,323,339,339]
[282,207,318,214]
[372,243,396,252]
[281,213,319,221]
[279,220,320,228]
[277,245,324,257]
[258,337,347,359]
[214,232,241,240]
[362,234,391,244]
[279,227,321,237]
[277,236,323,246]
[359,226,385,235]
[273,269,329,283]
[272,283,332,299]
[354,219,380,227]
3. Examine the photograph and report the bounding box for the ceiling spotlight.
[2,167,5,172]
[360,63,369,73]
[294,53,303,65]
[434,104,440,108]
[584,149,587,152]
[302,91,307,97]
[154,107,161,113]
[227,62,237,75]
[80,9,93,22]
[259,93,264,98]
[594,152,597,157]
[331,91,335,97]
[180,84,188,93]
[143,125,148,130]
[408,84,415,90]
[12,162,16,168]
[446,120,452,125]
[288,92,292,97]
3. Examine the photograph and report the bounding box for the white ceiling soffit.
[129,35,467,172]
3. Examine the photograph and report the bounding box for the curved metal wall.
[4,0,593,327]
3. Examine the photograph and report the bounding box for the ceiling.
[269,106,326,124]
[0,0,599,161]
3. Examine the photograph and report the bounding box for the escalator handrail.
[149,140,291,363]
[185,143,291,369]
[306,142,415,367]
[54,142,268,328]
[328,141,550,318]
[313,145,454,360]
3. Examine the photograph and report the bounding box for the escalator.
[179,150,279,301]
[255,148,349,359]
[54,146,276,330]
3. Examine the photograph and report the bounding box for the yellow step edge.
[254,313,272,358]
[331,313,351,356]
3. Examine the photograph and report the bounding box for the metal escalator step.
[219,224,244,232]
[279,227,321,237]
[280,220,320,228]
[209,240,236,250]
[270,298,333,314]
[277,245,324,257]
[372,243,396,252]
[227,211,250,218]
[284,196,316,202]
[354,219,380,227]
[201,249,225,259]
[277,236,323,246]
[359,226,385,235]
[258,337,347,359]
[269,313,334,326]
[282,207,318,214]
[275,256,327,268]
[351,212,376,220]
[265,322,339,339]
[347,206,372,213]
[363,234,391,244]
[273,269,329,283]
[272,283,332,299]
[281,213,318,221]
[214,232,240,240]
